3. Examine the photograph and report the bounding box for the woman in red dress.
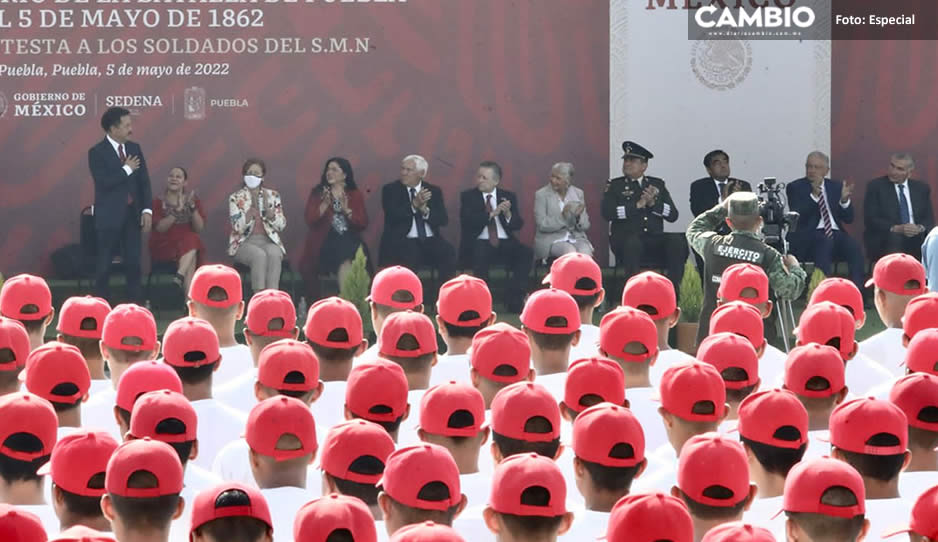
[149,166,205,291]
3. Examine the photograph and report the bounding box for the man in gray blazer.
[533,162,593,261]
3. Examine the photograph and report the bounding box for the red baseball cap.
[22,343,91,404]
[902,292,938,340]
[0,318,29,372]
[809,278,864,324]
[246,396,317,461]
[882,485,938,539]
[378,443,462,511]
[369,266,422,309]
[294,493,377,542]
[56,296,111,339]
[606,492,693,542]
[543,253,603,296]
[572,403,644,467]
[419,381,486,437]
[783,457,865,517]
[563,357,625,413]
[783,344,846,398]
[829,397,908,456]
[162,317,221,368]
[50,526,115,542]
[696,332,760,390]
[304,297,363,348]
[491,382,560,442]
[257,340,321,392]
[621,271,676,320]
[101,304,158,352]
[737,389,809,449]
[599,307,659,362]
[866,253,926,294]
[718,264,770,305]
[520,288,580,334]
[905,328,938,375]
[437,275,493,326]
[489,453,567,516]
[189,482,272,539]
[37,430,118,497]
[0,274,52,320]
[129,390,197,443]
[796,302,855,360]
[677,432,750,507]
[320,419,395,484]
[189,265,242,308]
[0,504,48,542]
[702,522,775,542]
[105,438,184,497]
[709,301,765,349]
[470,323,531,384]
[659,361,727,422]
[379,311,437,358]
[115,360,184,412]
[889,373,938,431]
[0,392,57,460]
[389,522,464,542]
[245,289,296,338]
[345,359,409,422]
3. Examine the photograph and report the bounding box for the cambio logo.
[695,5,816,29]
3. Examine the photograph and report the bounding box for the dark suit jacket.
[786,177,853,245]
[88,138,152,231]
[459,187,524,264]
[863,176,934,243]
[378,179,449,266]
[601,176,678,238]
[689,177,752,217]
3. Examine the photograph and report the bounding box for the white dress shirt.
[405,181,433,239]
[105,134,151,215]
[895,180,915,224]
[477,188,509,241]
[809,179,850,231]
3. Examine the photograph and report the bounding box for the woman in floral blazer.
[228,157,287,292]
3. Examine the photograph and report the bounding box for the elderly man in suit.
[88,106,153,303]
[459,160,533,313]
[787,151,865,291]
[863,152,934,261]
[533,162,593,261]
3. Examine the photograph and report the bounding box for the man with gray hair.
[786,151,865,291]
[378,153,456,285]
[863,152,934,261]
[687,192,807,344]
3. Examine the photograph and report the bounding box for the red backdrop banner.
[0,1,610,277]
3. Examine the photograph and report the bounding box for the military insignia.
[624,143,633,155]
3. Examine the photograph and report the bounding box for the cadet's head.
[22,343,91,420]
[796,302,857,363]
[718,264,773,318]
[483,453,574,540]
[56,295,111,361]
[696,332,760,413]
[783,457,868,542]
[866,254,926,328]
[829,398,910,488]
[368,266,424,334]
[0,274,54,340]
[0,392,57,487]
[161,317,221,390]
[304,297,367,370]
[737,390,809,479]
[0,503,48,541]
[605,492,693,542]
[672,433,756,526]
[345,360,410,439]
[114,361,184,438]
[294,494,378,542]
[435,275,495,344]
[390,522,464,542]
[418,382,488,469]
[702,522,775,542]
[709,302,766,357]
[598,307,659,373]
[469,323,535,408]
[725,192,762,232]
[658,361,729,455]
[243,289,298,360]
[44,430,118,529]
[902,292,938,346]
[560,357,626,422]
[905,329,938,377]
[127,390,198,469]
[490,382,562,462]
[571,404,646,506]
[782,344,848,430]
[0,318,29,394]
[543,253,605,314]
[882,485,938,542]
[255,340,323,405]
[100,304,160,384]
[622,271,680,339]
[320,419,395,508]
[889,373,938,454]
[246,396,318,489]
[378,311,438,388]
[190,482,273,542]
[520,289,581,369]
[809,278,865,329]
[186,264,245,326]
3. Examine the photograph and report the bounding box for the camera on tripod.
[758,177,800,251]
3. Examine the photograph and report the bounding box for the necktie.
[120,144,133,206]
[817,185,833,238]
[410,187,427,240]
[486,194,500,247]
[717,181,726,201]
[898,185,911,224]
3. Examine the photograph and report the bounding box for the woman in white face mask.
[228,157,287,292]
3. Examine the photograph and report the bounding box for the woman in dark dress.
[302,157,371,298]
[149,166,205,291]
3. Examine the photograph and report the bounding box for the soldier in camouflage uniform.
[687,191,807,345]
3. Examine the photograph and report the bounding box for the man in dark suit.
[378,154,457,282]
[459,160,533,313]
[863,152,934,261]
[689,149,752,273]
[88,106,152,302]
[601,141,685,294]
[786,151,865,290]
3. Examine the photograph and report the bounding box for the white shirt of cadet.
[535,372,566,404]
[429,352,472,387]
[16,504,59,539]
[213,368,259,415]
[262,486,320,542]
[859,328,907,378]
[802,429,831,461]
[406,181,434,239]
[81,387,121,440]
[309,381,349,446]
[215,344,256,388]
[648,349,695,389]
[461,472,491,512]
[88,379,110,398]
[353,343,380,367]
[743,495,784,535]
[476,188,509,241]
[626,387,668,454]
[212,438,324,493]
[396,389,427,448]
[190,399,247,471]
[843,353,896,397]
[452,517,495,542]
[631,444,678,494]
[569,324,600,362]
[899,471,938,502]
[561,508,609,542]
[866,498,912,542]
[759,344,788,391]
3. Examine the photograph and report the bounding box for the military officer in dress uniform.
[601,141,686,298]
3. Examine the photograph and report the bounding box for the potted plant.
[806,267,827,301]
[339,246,374,341]
[676,259,703,355]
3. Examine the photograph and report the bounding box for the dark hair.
[324,466,382,506]
[0,433,50,484]
[579,449,641,493]
[351,406,405,436]
[721,367,757,404]
[373,292,418,319]
[170,166,188,180]
[442,310,489,340]
[241,158,267,177]
[740,436,807,477]
[677,487,748,520]
[116,406,132,429]
[492,416,560,459]
[100,107,130,132]
[59,333,102,361]
[496,486,566,538]
[195,489,271,542]
[309,340,360,363]
[152,418,196,468]
[169,361,218,386]
[836,433,906,482]
[19,316,47,336]
[528,323,578,352]
[56,473,107,520]
[108,470,180,531]
[908,407,938,450]
[384,485,460,526]
[704,150,729,168]
[49,382,83,412]
[479,160,503,181]
[785,486,866,542]
[318,157,358,190]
